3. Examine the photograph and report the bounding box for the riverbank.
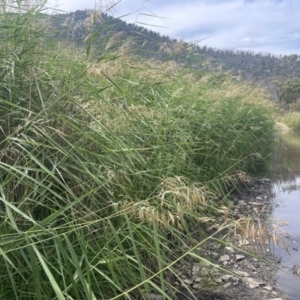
[165,177,290,300]
[0,4,279,297]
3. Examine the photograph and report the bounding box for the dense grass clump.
[0,2,275,299]
[279,112,300,131]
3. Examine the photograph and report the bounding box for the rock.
[263,285,273,291]
[194,277,202,283]
[192,283,201,289]
[220,275,233,281]
[245,277,265,288]
[225,246,235,254]
[223,282,232,289]
[192,264,200,276]
[219,254,230,263]
[243,261,257,271]
[236,254,246,261]
[211,252,219,258]
[291,264,300,276]
[223,261,229,267]
[234,270,250,277]
[238,239,250,247]
[249,201,260,205]
[182,279,193,285]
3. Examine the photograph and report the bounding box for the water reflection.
[271,132,300,185]
[271,132,300,299]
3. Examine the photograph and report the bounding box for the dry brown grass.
[231,206,292,255]
[115,176,222,230]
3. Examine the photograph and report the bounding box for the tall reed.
[0,1,276,299]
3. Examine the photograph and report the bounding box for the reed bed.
[0,1,276,299]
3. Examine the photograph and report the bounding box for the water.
[271,132,300,299]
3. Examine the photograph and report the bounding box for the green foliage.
[0,1,276,299]
[280,113,300,131]
[280,78,300,105]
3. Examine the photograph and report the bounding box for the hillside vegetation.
[51,9,300,106]
[0,2,275,299]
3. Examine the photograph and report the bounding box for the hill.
[46,9,300,105]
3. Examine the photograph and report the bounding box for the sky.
[47,0,300,55]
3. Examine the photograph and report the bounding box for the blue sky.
[47,0,300,55]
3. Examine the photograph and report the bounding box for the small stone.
[192,264,200,276]
[194,277,202,283]
[234,270,250,277]
[269,298,283,300]
[238,239,250,247]
[245,262,256,271]
[223,261,228,267]
[219,255,230,262]
[182,279,193,285]
[263,286,273,291]
[220,275,233,281]
[225,246,235,254]
[223,282,232,289]
[192,283,201,289]
[236,254,246,261]
[246,278,265,288]
[249,201,259,205]
[291,264,300,276]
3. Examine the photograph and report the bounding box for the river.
[271,131,300,299]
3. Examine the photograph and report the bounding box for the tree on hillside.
[280,78,300,105]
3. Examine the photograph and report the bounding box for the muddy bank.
[169,177,290,300]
